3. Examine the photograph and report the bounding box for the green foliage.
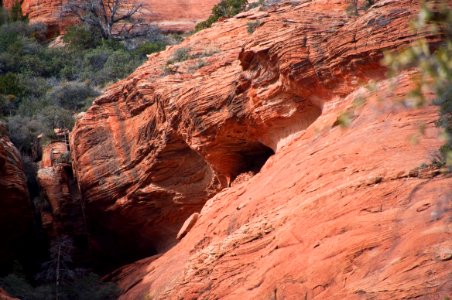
[63,25,101,50]
[0,73,24,95]
[247,20,261,34]
[0,7,9,25]
[46,82,98,111]
[66,273,120,300]
[0,272,119,300]
[346,0,358,16]
[9,0,27,22]
[168,47,191,64]
[383,2,452,169]
[0,21,169,153]
[0,274,52,300]
[195,0,248,31]
[362,0,374,10]
[134,41,167,58]
[188,59,207,73]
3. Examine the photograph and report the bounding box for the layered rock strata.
[70,0,451,297]
[71,0,447,267]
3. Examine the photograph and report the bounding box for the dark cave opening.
[234,142,275,180]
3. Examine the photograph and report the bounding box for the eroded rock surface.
[0,128,33,273]
[71,0,451,296]
[37,142,85,241]
[115,70,451,299]
[71,0,447,267]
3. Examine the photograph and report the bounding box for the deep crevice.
[235,142,275,179]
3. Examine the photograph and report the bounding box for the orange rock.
[37,141,85,240]
[72,0,451,296]
[40,141,69,168]
[4,0,220,35]
[176,212,199,240]
[114,70,451,299]
[0,288,18,300]
[0,128,33,273]
[140,0,221,32]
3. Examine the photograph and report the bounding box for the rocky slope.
[0,125,33,274]
[3,0,219,34]
[69,0,451,297]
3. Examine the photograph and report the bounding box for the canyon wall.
[0,125,33,274]
[3,0,220,34]
[70,0,452,296]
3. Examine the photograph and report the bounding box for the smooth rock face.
[176,212,199,240]
[3,0,219,34]
[0,130,33,274]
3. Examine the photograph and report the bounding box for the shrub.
[9,0,27,22]
[362,0,374,10]
[247,20,261,34]
[188,59,207,73]
[0,73,24,96]
[63,25,101,50]
[346,1,358,16]
[134,41,167,58]
[195,0,248,31]
[0,7,9,26]
[383,2,452,169]
[46,82,99,111]
[169,47,191,64]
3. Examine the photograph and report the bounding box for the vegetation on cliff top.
[0,10,168,156]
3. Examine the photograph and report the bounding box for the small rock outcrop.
[37,141,85,241]
[176,212,199,240]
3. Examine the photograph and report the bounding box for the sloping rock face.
[71,0,451,295]
[3,0,219,34]
[0,128,33,274]
[116,71,452,299]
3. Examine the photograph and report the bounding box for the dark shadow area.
[235,142,274,179]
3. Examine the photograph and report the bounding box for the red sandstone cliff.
[0,125,33,273]
[3,0,219,34]
[69,0,451,297]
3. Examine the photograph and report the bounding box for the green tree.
[195,0,248,31]
[383,2,452,169]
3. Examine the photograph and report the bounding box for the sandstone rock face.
[116,70,452,299]
[3,0,219,34]
[0,128,33,274]
[71,0,448,270]
[37,142,85,240]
